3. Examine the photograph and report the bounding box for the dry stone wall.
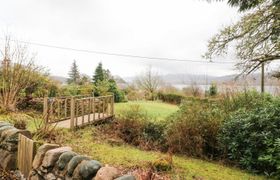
[0,121,31,170]
[0,121,136,180]
[29,144,136,180]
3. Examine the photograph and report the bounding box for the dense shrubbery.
[165,100,223,158]
[116,100,223,156]
[60,84,93,96]
[116,90,280,177]
[124,87,146,101]
[219,99,280,177]
[157,92,185,105]
[116,105,166,150]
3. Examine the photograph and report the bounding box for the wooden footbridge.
[43,95,114,129]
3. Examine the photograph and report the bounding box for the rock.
[0,122,12,128]
[0,150,16,170]
[1,153,16,170]
[0,126,14,136]
[72,160,88,180]
[12,170,25,180]
[44,173,56,180]
[29,170,44,180]
[79,160,102,179]
[33,144,60,169]
[41,147,72,170]
[57,151,77,170]
[95,166,120,180]
[67,155,90,176]
[29,175,43,180]
[1,129,32,151]
[115,175,136,180]
[0,150,10,162]
[4,129,32,141]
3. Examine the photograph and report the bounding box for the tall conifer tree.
[68,60,80,84]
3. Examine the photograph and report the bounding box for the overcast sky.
[0,0,267,78]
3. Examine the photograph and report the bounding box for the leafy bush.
[60,84,84,96]
[113,88,127,103]
[17,98,43,112]
[94,79,126,102]
[157,92,185,105]
[165,99,224,158]
[116,105,166,150]
[7,113,30,130]
[219,99,280,177]
[124,86,145,101]
[116,105,147,145]
[151,156,172,172]
[207,83,218,96]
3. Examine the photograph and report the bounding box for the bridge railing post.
[92,97,95,122]
[111,95,114,116]
[43,97,48,122]
[70,97,75,129]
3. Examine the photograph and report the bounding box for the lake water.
[173,84,280,95]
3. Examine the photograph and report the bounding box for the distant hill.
[124,73,279,86]
[50,76,68,84]
[50,73,279,87]
[124,73,235,85]
[49,75,128,87]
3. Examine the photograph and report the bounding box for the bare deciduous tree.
[0,36,42,111]
[135,67,162,99]
[205,1,280,74]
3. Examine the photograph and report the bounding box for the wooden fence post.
[81,100,84,125]
[64,98,67,118]
[17,134,37,178]
[88,98,91,123]
[43,97,48,122]
[106,96,109,115]
[102,97,105,119]
[111,95,114,116]
[57,99,61,119]
[92,97,95,122]
[98,98,101,119]
[70,97,75,129]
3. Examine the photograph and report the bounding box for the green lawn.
[115,101,179,120]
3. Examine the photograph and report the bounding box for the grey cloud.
[0,0,245,78]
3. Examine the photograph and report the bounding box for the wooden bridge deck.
[53,113,113,128]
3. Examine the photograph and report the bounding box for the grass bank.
[62,127,264,180]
